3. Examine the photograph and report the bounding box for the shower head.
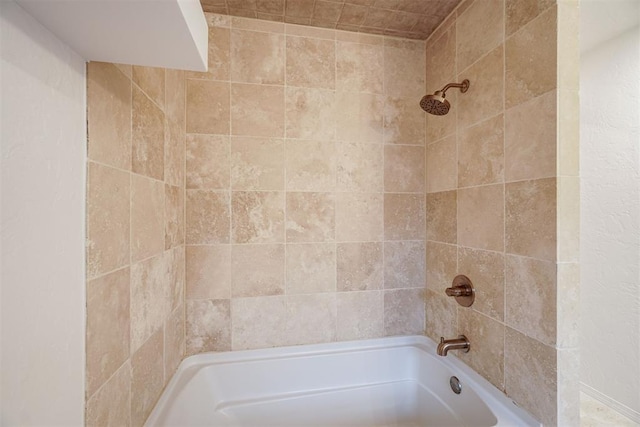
[420,79,470,115]
[420,91,450,115]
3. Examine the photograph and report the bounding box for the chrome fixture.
[445,275,475,307]
[449,376,462,394]
[420,79,470,115]
[437,335,470,357]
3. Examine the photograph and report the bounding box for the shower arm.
[439,79,470,96]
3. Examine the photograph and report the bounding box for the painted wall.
[182,14,428,353]
[0,1,86,424]
[580,1,640,420]
[423,0,580,424]
[85,62,186,425]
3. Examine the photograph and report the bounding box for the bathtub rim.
[147,335,541,427]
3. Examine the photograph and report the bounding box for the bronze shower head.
[420,79,470,115]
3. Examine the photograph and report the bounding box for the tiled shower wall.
[424,0,579,425]
[85,63,186,425]
[183,14,427,353]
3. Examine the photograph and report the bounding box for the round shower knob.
[445,275,475,307]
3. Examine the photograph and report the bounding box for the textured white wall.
[580,2,640,420]
[0,1,86,424]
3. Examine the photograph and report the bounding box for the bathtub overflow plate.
[450,376,462,394]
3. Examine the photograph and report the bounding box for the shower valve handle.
[445,275,475,307]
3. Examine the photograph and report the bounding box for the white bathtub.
[145,335,540,426]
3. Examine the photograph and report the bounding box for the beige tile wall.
[424,0,579,424]
[85,62,186,426]
[184,13,427,355]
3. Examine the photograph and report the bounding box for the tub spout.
[437,335,470,356]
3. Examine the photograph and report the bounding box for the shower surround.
[182,14,427,354]
[85,1,580,425]
[423,0,579,425]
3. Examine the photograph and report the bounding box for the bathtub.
[145,335,540,426]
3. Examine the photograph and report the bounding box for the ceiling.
[200,0,463,40]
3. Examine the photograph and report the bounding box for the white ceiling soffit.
[580,0,640,53]
[16,0,208,71]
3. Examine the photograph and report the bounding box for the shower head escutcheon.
[420,79,470,115]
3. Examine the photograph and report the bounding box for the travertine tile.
[285,139,336,191]
[505,254,556,345]
[339,3,368,25]
[426,190,457,244]
[186,299,231,354]
[384,193,426,241]
[86,362,130,427]
[186,134,230,190]
[231,83,285,137]
[87,162,130,279]
[557,262,579,349]
[384,288,425,336]
[336,141,384,192]
[384,145,425,193]
[458,184,504,251]
[426,23,455,96]
[337,242,384,291]
[132,86,165,181]
[456,0,504,72]
[505,178,556,261]
[164,306,185,379]
[233,15,285,30]
[314,0,343,22]
[130,252,172,352]
[186,79,230,134]
[336,41,384,93]
[458,309,505,391]
[505,90,556,181]
[231,296,288,350]
[165,68,185,125]
[185,190,231,244]
[132,66,165,108]
[383,40,425,98]
[335,193,383,242]
[337,291,384,340]
[286,243,336,294]
[284,294,337,346]
[505,328,557,426]
[458,114,504,187]
[231,244,285,297]
[87,62,132,170]
[384,241,425,289]
[505,6,557,108]
[231,191,285,243]
[458,247,505,321]
[186,245,231,300]
[506,0,555,36]
[231,136,284,191]
[286,36,335,89]
[426,241,457,292]
[131,330,164,427]
[426,135,456,192]
[285,87,336,140]
[86,268,130,398]
[165,133,185,192]
[131,174,165,262]
[457,45,504,129]
[168,246,186,312]
[286,192,335,242]
[383,96,426,145]
[186,26,230,80]
[231,29,285,84]
[425,290,457,341]
[336,92,384,144]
